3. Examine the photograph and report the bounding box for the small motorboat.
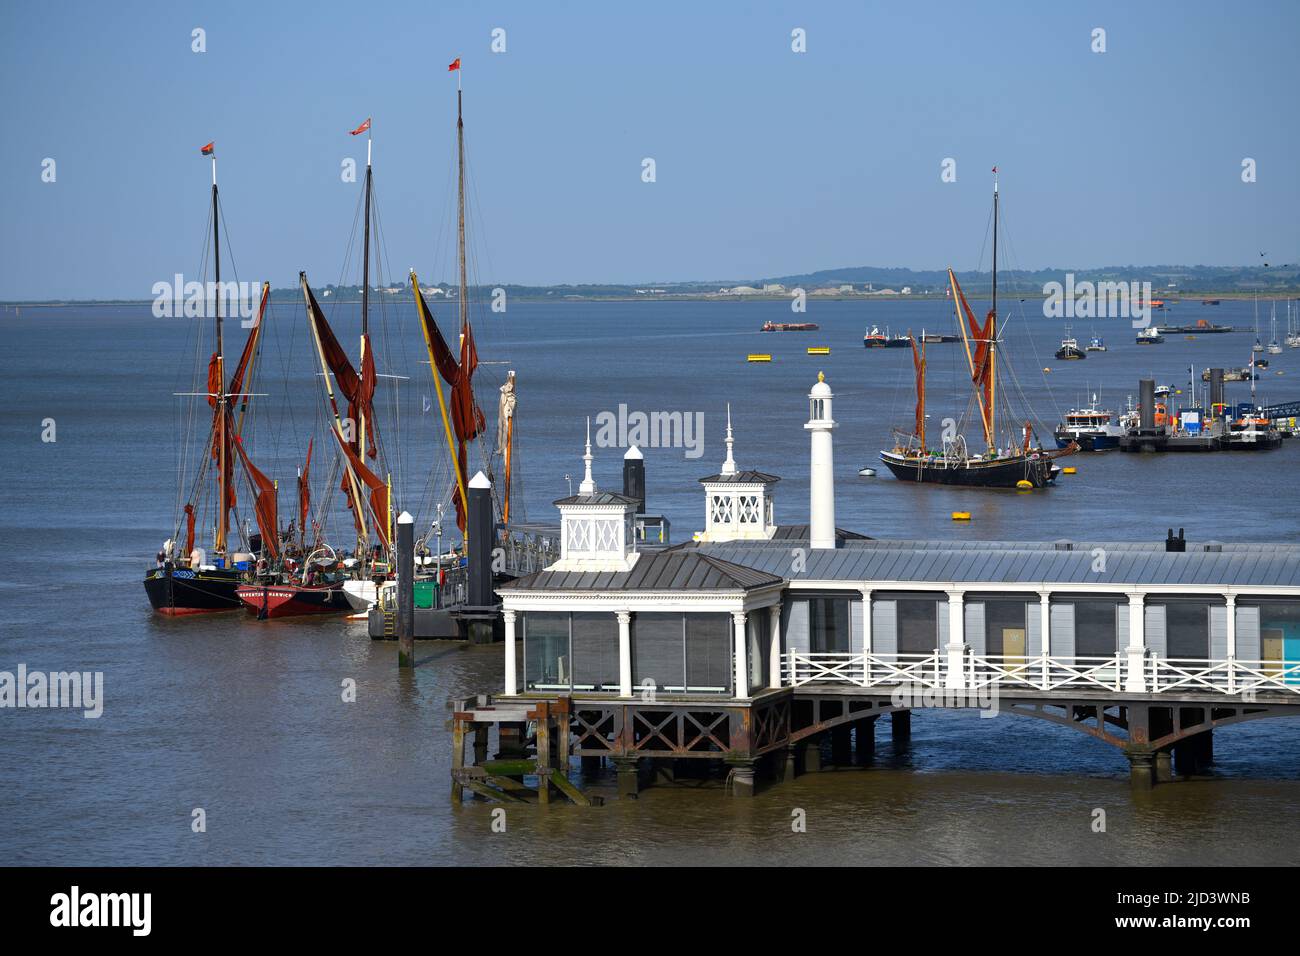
[858,467,876,477]
[1085,335,1106,352]
[1055,329,1086,360]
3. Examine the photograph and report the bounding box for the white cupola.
[696,404,779,543]
[806,372,837,550]
[549,417,640,572]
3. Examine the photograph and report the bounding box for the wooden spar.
[300,271,370,549]
[212,156,227,554]
[411,270,469,539]
[990,171,999,449]
[502,415,513,524]
[911,331,926,451]
[358,127,372,480]
[457,87,467,343]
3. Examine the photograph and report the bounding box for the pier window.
[1047,596,1126,659]
[1236,598,1300,675]
[522,611,620,692]
[1144,597,1222,660]
[631,612,733,694]
[783,593,862,655]
[898,597,941,655]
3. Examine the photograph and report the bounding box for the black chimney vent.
[1165,528,1186,553]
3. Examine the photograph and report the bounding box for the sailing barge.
[144,145,279,614]
[880,173,1076,488]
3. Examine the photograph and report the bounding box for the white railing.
[1148,655,1300,697]
[781,651,1300,698]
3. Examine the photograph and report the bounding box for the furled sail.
[302,280,377,460]
[233,435,279,559]
[909,333,926,450]
[949,269,995,449]
[329,426,390,550]
[298,438,313,547]
[412,280,485,531]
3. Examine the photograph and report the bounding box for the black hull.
[879,452,1059,487]
[144,566,243,615]
[1054,348,1086,361]
[1055,431,1118,451]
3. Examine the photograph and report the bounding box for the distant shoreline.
[4,290,1298,309]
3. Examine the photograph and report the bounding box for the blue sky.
[1,0,1297,298]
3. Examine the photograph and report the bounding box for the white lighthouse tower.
[805,371,837,549]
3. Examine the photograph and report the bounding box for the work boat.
[1136,327,1164,345]
[1086,334,1106,352]
[143,143,280,615]
[1054,396,1123,451]
[879,172,1077,489]
[1055,327,1086,360]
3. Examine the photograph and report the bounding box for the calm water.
[3,297,1299,865]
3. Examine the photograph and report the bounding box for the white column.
[860,587,873,686]
[502,608,518,696]
[768,603,782,689]
[1225,594,1237,694]
[616,610,632,698]
[733,610,750,700]
[1125,592,1147,693]
[945,590,966,690]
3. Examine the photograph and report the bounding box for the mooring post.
[613,756,640,799]
[535,704,551,805]
[783,744,798,783]
[803,737,822,773]
[856,716,877,764]
[891,710,912,746]
[396,511,415,667]
[450,716,466,803]
[727,756,757,797]
[1126,750,1156,790]
[465,472,497,646]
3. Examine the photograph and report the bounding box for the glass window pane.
[571,612,618,691]
[633,613,684,691]
[686,614,731,693]
[984,599,1028,657]
[897,599,938,654]
[1166,603,1209,659]
[524,612,569,690]
[809,598,851,653]
[1074,600,1119,657]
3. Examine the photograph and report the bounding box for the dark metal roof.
[697,470,782,485]
[498,551,784,593]
[769,524,871,541]
[686,537,1300,589]
[551,492,638,507]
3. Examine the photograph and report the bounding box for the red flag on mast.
[447,57,461,72]
[200,142,215,156]
[350,118,371,136]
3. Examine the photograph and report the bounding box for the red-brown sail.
[330,426,390,550]
[950,269,995,447]
[298,438,313,546]
[233,435,279,559]
[910,332,926,449]
[302,280,377,460]
[414,284,485,531]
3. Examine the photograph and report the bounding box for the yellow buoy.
[951,511,971,521]
[807,346,830,355]
[1016,480,1033,490]
[747,353,772,363]
[1062,466,1077,474]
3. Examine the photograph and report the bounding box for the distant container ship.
[761,320,818,331]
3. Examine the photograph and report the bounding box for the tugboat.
[1054,396,1123,451]
[863,324,910,348]
[879,171,1077,488]
[1136,327,1164,345]
[1055,327,1086,360]
[761,320,819,332]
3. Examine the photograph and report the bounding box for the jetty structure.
[451,373,1300,802]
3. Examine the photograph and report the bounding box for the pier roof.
[498,550,783,593]
[686,537,1300,589]
[697,469,782,484]
[552,491,639,507]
